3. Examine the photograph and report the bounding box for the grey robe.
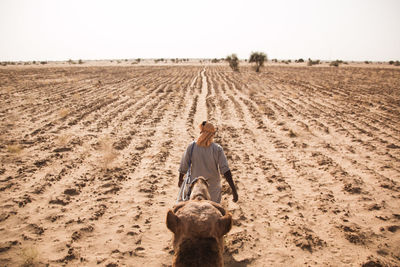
[179,142,230,203]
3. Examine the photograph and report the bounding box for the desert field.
[0,64,399,266]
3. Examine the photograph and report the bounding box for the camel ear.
[166,210,180,234]
[217,213,232,236]
[209,201,226,216]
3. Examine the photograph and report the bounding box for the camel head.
[166,200,232,267]
[189,176,211,201]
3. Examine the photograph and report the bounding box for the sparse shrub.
[154,58,165,63]
[72,93,80,100]
[390,60,400,66]
[249,52,267,72]
[40,61,47,65]
[307,58,320,66]
[78,59,83,64]
[211,58,220,63]
[1,61,19,66]
[295,58,304,63]
[58,108,70,119]
[330,61,339,67]
[330,60,347,67]
[330,60,340,67]
[19,246,39,267]
[98,136,118,170]
[56,134,71,147]
[272,59,278,63]
[7,144,23,155]
[68,59,75,64]
[226,54,239,71]
[136,58,141,63]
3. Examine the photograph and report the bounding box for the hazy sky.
[0,0,399,61]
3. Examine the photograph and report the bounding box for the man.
[178,121,238,203]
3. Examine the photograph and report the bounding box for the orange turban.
[196,121,216,147]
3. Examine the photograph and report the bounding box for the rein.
[177,141,196,203]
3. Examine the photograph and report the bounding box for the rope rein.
[177,141,196,203]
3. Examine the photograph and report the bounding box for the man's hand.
[223,170,239,203]
[232,192,238,202]
[178,173,184,188]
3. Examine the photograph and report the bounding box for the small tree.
[226,54,239,71]
[330,60,340,67]
[307,58,320,66]
[249,52,267,72]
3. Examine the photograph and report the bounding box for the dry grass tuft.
[72,93,80,101]
[98,136,118,169]
[56,134,71,147]
[25,95,35,105]
[7,144,23,155]
[3,86,14,94]
[19,246,39,267]
[7,112,19,126]
[80,142,92,159]
[126,88,136,98]
[58,108,70,119]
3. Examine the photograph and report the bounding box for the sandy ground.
[0,64,399,266]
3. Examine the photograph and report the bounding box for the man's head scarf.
[196,121,216,147]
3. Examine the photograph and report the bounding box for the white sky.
[0,0,399,61]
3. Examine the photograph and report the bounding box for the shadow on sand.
[223,250,252,267]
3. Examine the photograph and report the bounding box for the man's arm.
[224,170,238,202]
[178,172,185,187]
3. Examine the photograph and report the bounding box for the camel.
[167,177,232,267]
[189,176,211,201]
